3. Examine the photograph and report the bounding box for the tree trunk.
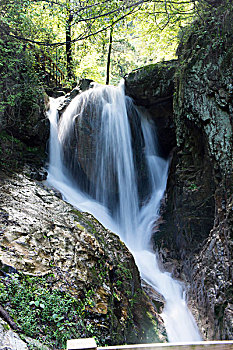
[66,12,73,80]
[106,26,113,85]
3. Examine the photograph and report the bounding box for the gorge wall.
[125,0,232,341]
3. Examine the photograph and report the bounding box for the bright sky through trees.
[0,0,198,84]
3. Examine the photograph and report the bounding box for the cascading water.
[46,82,201,342]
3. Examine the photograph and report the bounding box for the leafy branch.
[1,0,198,47]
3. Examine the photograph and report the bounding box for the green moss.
[2,323,10,331]
[76,223,85,231]
[70,210,100,238]
[0,272,107,348]
[126,291,165,344]
[116,263,133,280]
[70,209,83,219]
[128,60,177,84]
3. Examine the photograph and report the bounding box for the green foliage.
[0,129,44,171]
[0,131,21,145]
[0,33,43,126]
[0,273,100,348]
[0,131,24,169]
[73,0,195,84]
[189,183,198,191]
[1,0,197,85]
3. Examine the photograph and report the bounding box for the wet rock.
[125,61,177,157]
[141,279,165,312]
[29,167,48,181]
[78,79,94,92]
[70,86,81,99]
[53,90,66,98]
[57,95,70,114]
[56,79,94,115]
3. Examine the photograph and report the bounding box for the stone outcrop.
[125,0,232,341]
[153,2,232,341]
[125,61,177,157]
[0,161,166,348]
[0,318,29,350]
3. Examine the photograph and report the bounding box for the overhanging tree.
[1,0,201,84]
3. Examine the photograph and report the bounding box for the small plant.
[0,273,103,348]
[116,263,132,280]
[116,280,122,287]
[189,183,198,191]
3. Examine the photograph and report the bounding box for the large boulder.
[124,61,177,157]
[57,86,150,205]
[0,165,166,348]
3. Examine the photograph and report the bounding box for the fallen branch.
[0,304,21,332]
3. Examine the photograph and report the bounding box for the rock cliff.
[125,61,177,158]
[170,2,233,339]
[125,0,232,340]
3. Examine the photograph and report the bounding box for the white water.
[46,83,201,342]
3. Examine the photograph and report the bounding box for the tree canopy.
[0,0,202,85]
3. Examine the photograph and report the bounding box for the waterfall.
[46,82,201,342]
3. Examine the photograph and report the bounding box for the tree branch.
[0,305,21,332]
[2,5,138,47]
[71,0,144,25]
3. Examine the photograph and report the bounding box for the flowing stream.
[46,82,201,342]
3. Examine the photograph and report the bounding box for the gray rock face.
[123,1,232,341]
[125,61,177,157]
[0,166,166,347]
[0,318,28,350]
[155,2,233,340]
